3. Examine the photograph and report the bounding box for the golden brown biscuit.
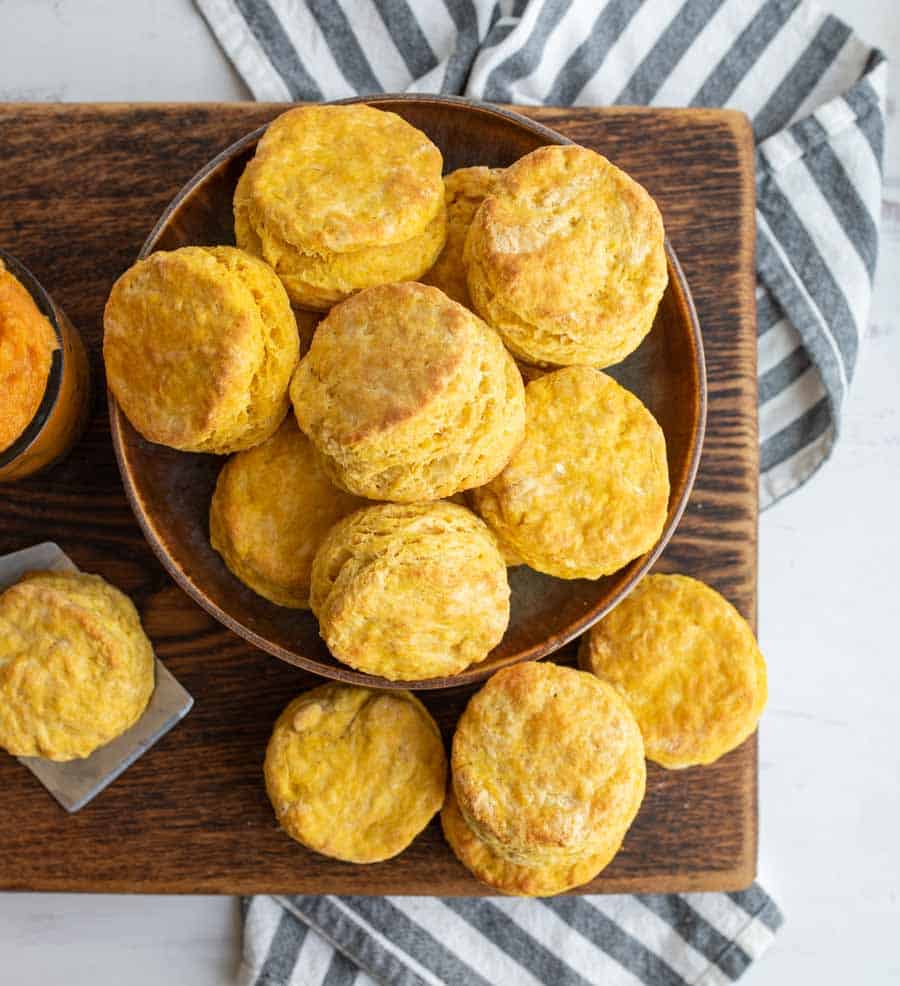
[0,259,59,453]
[0,571,155,761]
[235,105,446,309]
[472,367,669,580]
[579,574,768,768]
[209,417,363,608]
[465,145,667,367]
[104,246,299,454]
[291,282,525,502]
[264,684,446,862]
[423,166,503,308]
[442,788,621,896]
[452,661,645,865]
[310,502,509,681]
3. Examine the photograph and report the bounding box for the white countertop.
[0,1,898,983]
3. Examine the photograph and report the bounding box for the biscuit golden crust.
[0,260,59,453]
[579,574,768,768]
[441,788,620,896]
[310,502,510,681]
[103,246,299,454]
[423,167,503,308]
[465,145,667,368]
[264,684,446,862]
[209,417,363,608]
[235,105,446,309]
[472,367,669,580]
[290,282,525,502]
[452,662,645,865]
[0,571,155,761]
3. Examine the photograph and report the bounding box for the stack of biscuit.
[234,104,447,310]
[95,102,771,888]
[102,102,673,685]
[445,661,646,895]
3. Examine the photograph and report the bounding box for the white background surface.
[0,1,898,983]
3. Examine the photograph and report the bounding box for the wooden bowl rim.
[108,94,707,690]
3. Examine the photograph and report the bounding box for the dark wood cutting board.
[0,103,757,895]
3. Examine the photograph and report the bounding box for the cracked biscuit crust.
[290,282,525,502]
[465,144,667,368]
[452,662,645,865]
[265,684,446,862]
[472,366,669,580]
[103,246,299,454]
[580,574,768,768]
[0,571,155,761]
[310,502,509,681]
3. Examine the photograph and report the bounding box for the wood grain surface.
[0,103,757,895]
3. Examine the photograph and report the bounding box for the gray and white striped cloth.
[192,0,885,982]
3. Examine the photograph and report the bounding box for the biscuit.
[264,683,446,862]
[209,417,363,608]
[579,574,768,768]
[451,661,646,866]
[423,166,503,308]
[465,145,667,367]
[235,104,446,309]
[0,571,155,761]
[104,246,299,454]
[452,661,645,865]
[441,788,620,896]
[291,282,525,502]
[310,502,509,681]
[472,366,669,580]
[0,259,59,453]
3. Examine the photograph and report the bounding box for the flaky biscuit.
[209,417,363,608]
[310,502,509,681]
[579,574,768,768]
[452,662,645,865]
[0,571,155,761]
[0,259,59,453]
[465,145,667,367]
[104,246,299,454]
[235,105,446,309]
[441,788,620,896]
[423,166,503,308]
[265,684,446,862]
[472,366,669,579]
[290,282,525,502]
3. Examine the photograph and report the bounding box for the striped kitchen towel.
[240,888,783,985]
[196,0,887,510]
[192,0,883,982]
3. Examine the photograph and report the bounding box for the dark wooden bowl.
[109,94,706,690]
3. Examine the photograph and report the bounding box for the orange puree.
[0,259,59,453]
